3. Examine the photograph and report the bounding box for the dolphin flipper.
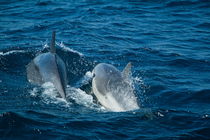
[26,61,44,85]
[122,62,132,79]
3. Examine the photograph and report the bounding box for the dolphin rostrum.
[26,31,67,99]
[92,63,139,112]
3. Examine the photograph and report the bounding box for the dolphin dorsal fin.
[50,31,56,53]
[122,62,132,79]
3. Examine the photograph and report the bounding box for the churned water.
[0,0,210,139]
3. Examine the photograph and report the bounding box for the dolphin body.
[92,63,139,112]
[26,31,67,99]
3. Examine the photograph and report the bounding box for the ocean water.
[0,0,210,139]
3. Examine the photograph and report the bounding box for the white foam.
[85,71,93,78]
[29,87,39,97]
[157,112,164,117]
[133,76,144,84]
[43,43,49,49]
[0,50,25,56]
[66,86,104,111]
[41,82,71,107]
[133,76,146,94]
[66,87,94,107]
[57,42,83,56]
[202,114,209,118]
[42,42,83,56]
[80,71,93,85]
[29,82,103,111]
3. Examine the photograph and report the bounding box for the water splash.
[41,41,83,56]
[29,87,39,97]
[79,71,93,85]
[56,42,83,56]
[0,50,25,56]
[42,43,49,50]
[41,82,71,107]
[29,82,103,111]
[66,86,102,111]
[132,76,149,108]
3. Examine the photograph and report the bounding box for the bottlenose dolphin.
[92,63,139,112]
[26,31,67,99]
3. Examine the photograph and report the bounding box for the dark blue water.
[0,0,210,139]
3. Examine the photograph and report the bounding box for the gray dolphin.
[92,63,139,112]
[26,31,67,99]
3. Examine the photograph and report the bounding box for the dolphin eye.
[93,73,96,78]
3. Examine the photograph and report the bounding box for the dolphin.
[92,63,139,112]
[26,31,67,99]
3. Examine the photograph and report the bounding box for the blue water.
[0,0,210,139]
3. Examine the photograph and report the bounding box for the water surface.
[0,0,210,139]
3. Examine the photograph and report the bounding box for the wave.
[56,42,83,56]
[165,0,204,7]
[0,50,25,56]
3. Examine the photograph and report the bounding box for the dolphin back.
[26,60,44,85]
[26,31,67,99]
[29,53,67,99]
